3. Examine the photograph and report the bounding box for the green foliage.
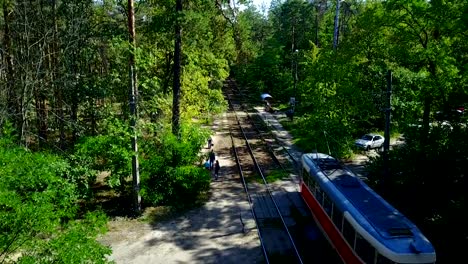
[286,113,354,159]
[181,53,229,119]
[141,165,210,208]
[0,120,16,147]
[73,117,132,191]
[66,151,98,199]
[140,124,211,208]
[265,169,289,183]
[17,212,111,264]
[0,141,111,263]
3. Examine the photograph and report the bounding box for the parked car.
[355,133,385,151]
[435,109,464,122]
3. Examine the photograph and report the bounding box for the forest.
[0,0,467,263]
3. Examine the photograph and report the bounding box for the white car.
[355,134,385,151]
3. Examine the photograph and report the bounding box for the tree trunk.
[333,0,341,50]
[34,85,48,147]
[3,3,18,139]
[70,48,79,144]
[163,51,173,95]
[172,0,182,136]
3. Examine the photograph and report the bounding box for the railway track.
[224,79,343,264]
[227,91,303,264]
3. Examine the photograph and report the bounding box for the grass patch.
[265,170,290,183]
[247,169,289,184]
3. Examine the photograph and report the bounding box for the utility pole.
[291,22,295,77]
[333,0,341,50]
[289,23,297,121]
[293,49,298,108]
[127,0,141,215]
[383,70,392,180]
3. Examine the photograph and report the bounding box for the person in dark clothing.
[207,137,212,149]
[214,160,220,180]
[209,150,216,170]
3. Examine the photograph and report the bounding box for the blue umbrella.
[260,93,273,100]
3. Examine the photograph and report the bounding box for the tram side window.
[342,218,356,248]
[355,233,375,264]
[332,204,343,230]
[315,188,324,205]
[309,176,317,194]
[313,180,320,197]
[302,168,309,187]
[323,194,333,216]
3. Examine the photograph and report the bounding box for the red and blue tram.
[300,153,436,264]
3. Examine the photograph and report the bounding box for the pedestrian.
[264,101,271,112]
[214,160,220,180]
[209,150,216,170]
[207,137,212,149]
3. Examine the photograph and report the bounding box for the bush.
[0,140,111,263]
[140,124,211,208]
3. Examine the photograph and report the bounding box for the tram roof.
[319,158,410,236]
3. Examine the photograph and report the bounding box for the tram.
[300,153,436,264]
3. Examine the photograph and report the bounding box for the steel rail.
[228,124,269,264]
